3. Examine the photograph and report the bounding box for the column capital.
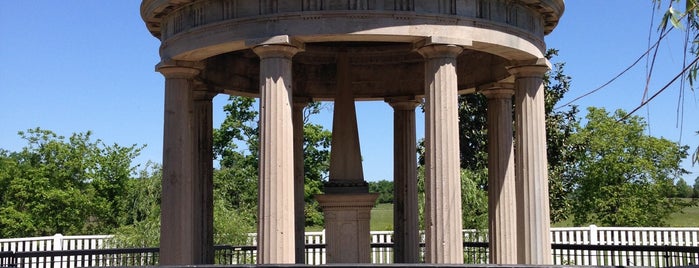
[387,98,420,110]
[479,83,515,100]
[156,60,204,78]
[253,44,300,59]
[507,59,550,78]
[417,45,463,59]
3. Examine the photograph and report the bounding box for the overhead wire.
[555,2,697,110]
[554,27,675,110]
[618,55,699,122]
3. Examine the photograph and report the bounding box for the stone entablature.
[143,0,563,39]
[142,0,563,61]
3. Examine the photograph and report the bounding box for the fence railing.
[2,242,697,267]
[2,226,698,267]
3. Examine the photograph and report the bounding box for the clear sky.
[1,1,697,184]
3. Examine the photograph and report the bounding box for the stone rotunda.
[140,0,564,265]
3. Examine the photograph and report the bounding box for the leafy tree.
[368,180,394,204]
[675,179,695,198]
[213,96,331,228]
[0,128,143,237]
[450,49,577,224]
[566,107,692,226]
[459,169,488,230]
[111,163,162,247]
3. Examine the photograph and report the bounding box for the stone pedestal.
[316,193,378,263]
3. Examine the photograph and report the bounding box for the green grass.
[371,203,394,231]
[550,198,699,227]
[667,201,699,227]
[311,199,699,231]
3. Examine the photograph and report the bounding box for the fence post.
[589,225,598,265]
[52,234,63,251]
[589,225,598,245]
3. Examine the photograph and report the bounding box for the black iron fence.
[1,242,697,267]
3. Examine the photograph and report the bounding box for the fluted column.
[253,44,299,264]
[417,45,463,264]
[481,85,517,264]
[388,99,420,263]
[293,100,308,264]
[510,63,552,264]
[158,61,210,265]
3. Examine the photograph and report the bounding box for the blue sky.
[1,1,697,184]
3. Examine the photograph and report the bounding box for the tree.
[566,107,692,226]
[675,179,695,198]
[111,162,162,247]
[451,49,578,224]
[213,96,331,228]
[368,180,394,204]
[0,128,143,237]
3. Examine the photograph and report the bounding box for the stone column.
[417,45,464,264]
[158,61,213,265]
[481,85,517,264]
[253,44,299,264]
[509,63,552,265]
[293,100,308,264]
[388,99,420,263]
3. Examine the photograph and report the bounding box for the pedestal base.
[316,193,378,263]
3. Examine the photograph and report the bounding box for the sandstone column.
[510,62,552,264]
[417,45,464,264]
[293,100,308,264]
[253,44,299,264]
[388,99,420,263]
[158,61,213,265]
[481,84,517,264]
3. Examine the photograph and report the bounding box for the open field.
[312,200,699,231]
[370,203,394,231]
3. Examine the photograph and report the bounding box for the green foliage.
[543,49,579,223]
[566,107,693,226]
[213,96,331,228]
[110,162,161,247]
[675,179,695,198]
[368,180,394,204]
[459,169,488,230]
[0,128,143,238]
[440,49,577,224]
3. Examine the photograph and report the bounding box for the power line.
[556,2,698,110]
[554,27,675,110]
[619,55,699,122]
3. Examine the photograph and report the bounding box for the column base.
[316,193,378,263]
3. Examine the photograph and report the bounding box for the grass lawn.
[667,201,699,227]
[371,203,394,231]
[311,199,699,231]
